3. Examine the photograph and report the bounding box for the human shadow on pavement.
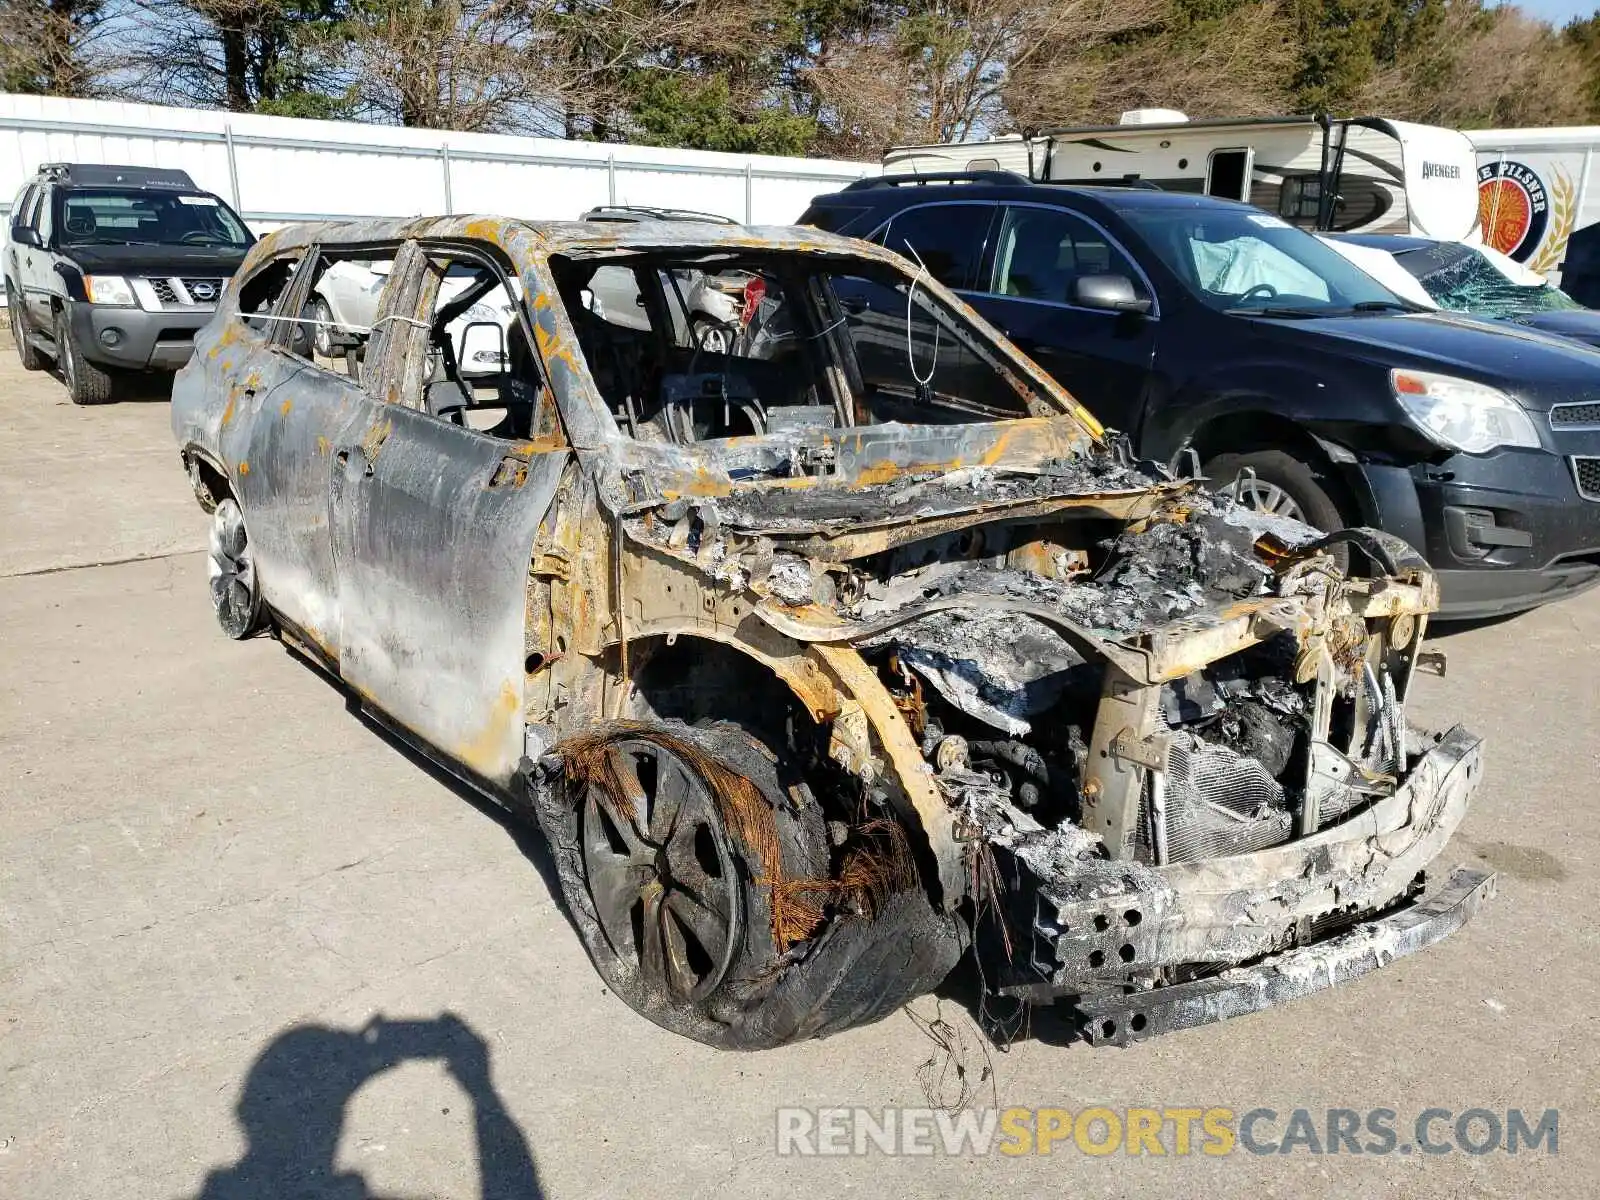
[194,1013,543,1200]
[933,952,1085,1050]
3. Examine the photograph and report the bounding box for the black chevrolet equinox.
[802,175,1600,619]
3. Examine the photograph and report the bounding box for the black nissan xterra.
[5,163,255,404]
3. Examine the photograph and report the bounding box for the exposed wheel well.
[626,635,813,746]
[184,451,232,514]
[1188,412,1359,523]
[1189,411,1321,463]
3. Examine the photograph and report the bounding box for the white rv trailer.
[884,111,1482,241]
[1467,126,1600,283]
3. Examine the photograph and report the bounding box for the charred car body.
[172,215,1491,1050]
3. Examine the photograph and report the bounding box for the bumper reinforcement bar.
[1074,866,1496,1046]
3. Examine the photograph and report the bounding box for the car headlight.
[1391,369,1541,454]
[84,275,136,307]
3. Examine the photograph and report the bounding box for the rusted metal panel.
[328,400,567,783]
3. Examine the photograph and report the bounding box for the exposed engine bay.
[519,240,1492,1048]
[593,418,1491,1046]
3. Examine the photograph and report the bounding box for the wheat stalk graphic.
[1530,170,1576,276]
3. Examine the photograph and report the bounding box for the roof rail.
[37,163,198,189]
[843,170,1031,191]
[1044,175,1164,190]
[579,205,737,225]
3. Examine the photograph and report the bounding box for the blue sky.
[1505,0,1600,26]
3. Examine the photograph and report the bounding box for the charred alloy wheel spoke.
[207,499,259,639]
[579,739,742,1003]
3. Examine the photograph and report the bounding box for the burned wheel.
[579,737,744,1003]
[534,720,966,1050]
[208,498,264,639]
[1228,474,1304,520]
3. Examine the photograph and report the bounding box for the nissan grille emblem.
[189,281,217,301]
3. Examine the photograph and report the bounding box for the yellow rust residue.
[462,217,510,244]
[315,435,330,456]
[530,317,582,376]
[360,419,393,462]
[847,443,1022,487]
[220,395,236,428]
[504,433,566,458]
[238,460,250,476]
[851,458,957,488]
[279,398,293,418]
[657,465,732,499]
[455,679,520,776]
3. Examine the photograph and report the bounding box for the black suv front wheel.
[1205,449,1346,528]
[1206,449,1351,570]
[55,308,117,405]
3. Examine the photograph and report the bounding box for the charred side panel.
[329,401,568,784]
[242,358,377,657]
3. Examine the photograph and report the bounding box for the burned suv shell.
[172,215,1491,1050]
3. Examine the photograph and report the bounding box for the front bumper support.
[1074,866,1496,1046]
[70,301,211,371]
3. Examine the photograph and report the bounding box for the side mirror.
[1072,273,1152,314]
[11,226,38,248]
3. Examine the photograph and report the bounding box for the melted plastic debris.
[765,555,816,606]
[943,769,1103,879]
[1220,502,1324,549]
[1101,518,1269,603]
[853,542,1258,640]
[711,459,1153,532]
[870,610,1086,735]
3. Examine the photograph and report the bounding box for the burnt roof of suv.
[260,214,872,257]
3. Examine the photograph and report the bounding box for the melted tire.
[534,720,965,1049]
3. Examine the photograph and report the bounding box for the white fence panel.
[0,93,875,231]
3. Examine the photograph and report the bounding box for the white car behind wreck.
[171,214,1492,1050]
